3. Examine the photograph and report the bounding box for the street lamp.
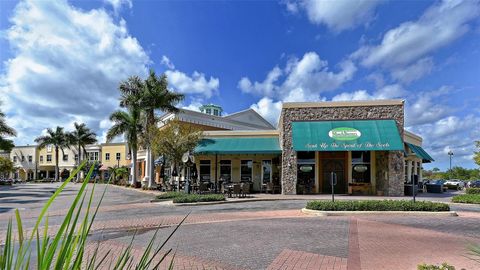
[448,150,454,171]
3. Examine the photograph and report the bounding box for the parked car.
[444,179,465,190]
[469,180,480,188]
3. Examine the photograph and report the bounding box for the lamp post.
[448,150,454,171]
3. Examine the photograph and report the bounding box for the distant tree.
[0,156,15,178]
[151,119,203,175]
[474,141,480,167]
[67,122,97,181]
[35,127,70,181]
[0,101,16,151]
[432,167,440,172]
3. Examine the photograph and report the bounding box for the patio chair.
[266,182,274,194]
[233,184,241,198]
[199,182,210,194]
[241,182,250,198]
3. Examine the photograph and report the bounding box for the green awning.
[195,137,281,154]
[406,143,434,163]
[292,120,404,151]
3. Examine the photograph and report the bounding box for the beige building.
[99,143,130,179]
[37,145,78,179]
[10,145,37,180]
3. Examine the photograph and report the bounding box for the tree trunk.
[77,142,81,182]
[148,147,156,188]
[131,148,138,186]
[55,146,59,181]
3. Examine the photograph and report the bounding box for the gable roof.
[223,108,275,129]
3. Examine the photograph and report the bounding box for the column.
[413,161,418,183]
[144,149,151,187]
[419,161,423,182]
[407,160,412,183]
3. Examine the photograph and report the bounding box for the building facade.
[181,100,434,196]
[10,145,38,180]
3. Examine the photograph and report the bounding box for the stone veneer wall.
[280,103,405,196]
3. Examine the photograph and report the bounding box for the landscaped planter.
[305,200,451,212]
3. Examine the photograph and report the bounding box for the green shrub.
[417,262,455,270]
[156,191,185,200]
[173,194,225,203]
[466,188,480,195]
[452,194,480,204]
[306,200,450,211]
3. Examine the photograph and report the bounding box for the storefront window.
[297,151,315,194]
[219,160,231,182]
[240,160,253,181]
[351,151,371,183]
[199,160,211,182]
[262,160,272,184]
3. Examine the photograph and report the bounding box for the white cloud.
[354,0,480,68]
[405,86,452,126]
[165,70,219,99]
[104,0,132,14]
[160,55,175,70]
[239,52,356,101]
[250,97,283,126]
[332,84,406,101]
[285,0,383,32]
[0,0,149,145]
[391,57,434,84]
[410,114,480,166]
[180,99,203,112]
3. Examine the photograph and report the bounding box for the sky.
[0,0,479,170]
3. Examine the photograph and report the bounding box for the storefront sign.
[328,127,361,141]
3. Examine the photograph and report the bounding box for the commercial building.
[158,100,433,196]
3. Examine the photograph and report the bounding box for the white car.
[443,179,465,190]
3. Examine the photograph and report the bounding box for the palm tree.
[67,122,97,181]
[140,70,184,187]
[106,108,142,186]
[0,101,16,151]
[35,126,69,181]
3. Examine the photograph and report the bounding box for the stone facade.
[280,102,405,196]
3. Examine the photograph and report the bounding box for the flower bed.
[306,200,450,212]
[451,194,480,204]
[156,191,184,200]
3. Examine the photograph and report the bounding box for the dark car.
[470,180,480,188]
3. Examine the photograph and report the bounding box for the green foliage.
[67,122,97,181]
[172,194,226,203]
[466,188,480,195]
[0,156,15,177]
[306,200,450,211]
[0,101,16,152]
[474,141,480,167]
[156,191,185,200]
[423,166,480,180]
[417,262,456,270]
[451,194,480,204]
[151,119,203,166]
[0,161,183,269]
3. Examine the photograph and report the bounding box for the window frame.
[105,153,110,161]
[219,160,232,182]
[199,160,211,182]
[240,160,253,182]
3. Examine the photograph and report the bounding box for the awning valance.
[292,120,404,151]
[406,143,434,163]
[195,137,281,154]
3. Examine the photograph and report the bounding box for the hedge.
[156,191,184,200]
[172,194,225,203]
[465,188,480,195]
[306,200,450,212]
[451,194,480,204]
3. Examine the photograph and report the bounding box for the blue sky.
[0,0,479,170]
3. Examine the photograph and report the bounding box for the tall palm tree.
[67,122,97,180]
[106,107,142,186]
[140,70,184,187]
[0,101,16,151]
[35,126,69,181]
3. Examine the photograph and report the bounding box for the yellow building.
[37,145,78,179]
[99,142,130,179]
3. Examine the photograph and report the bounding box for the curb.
[151,197,303,205]
[301,208,458,217]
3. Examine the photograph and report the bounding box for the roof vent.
[199,104,223,117]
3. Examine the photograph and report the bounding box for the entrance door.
[322,159,346,194]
